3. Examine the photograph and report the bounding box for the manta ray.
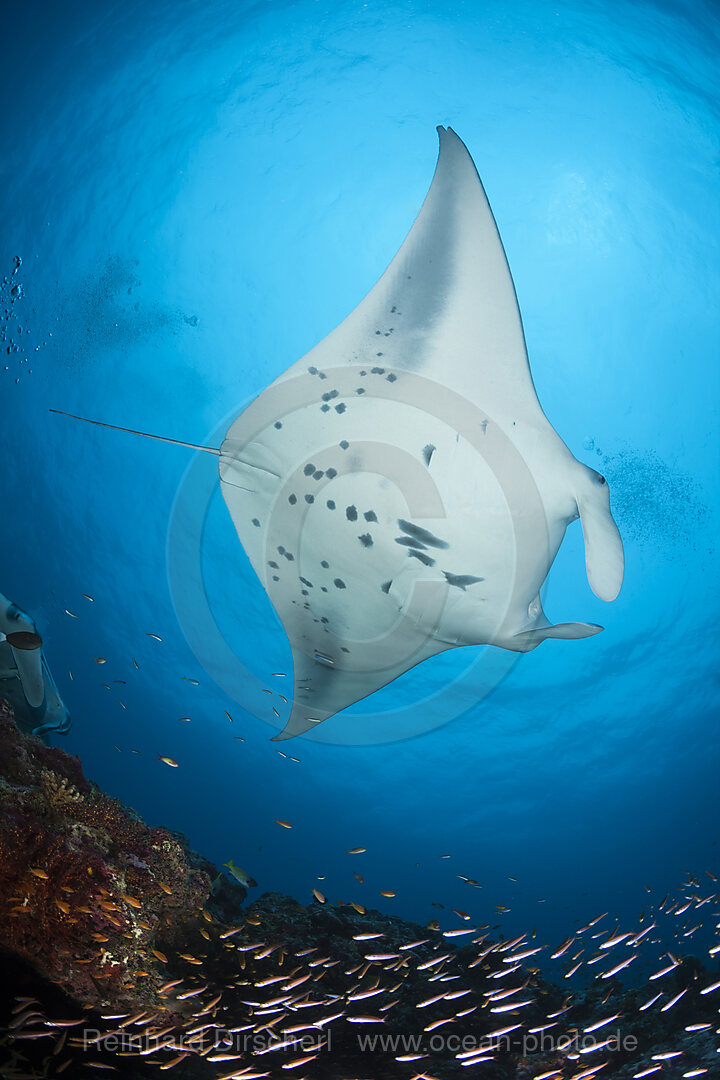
[54,127,624,740]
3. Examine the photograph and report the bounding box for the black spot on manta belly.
[346,506,358,522]
[443,571,485,590]
[395,536,427,549]
[335,402,346,413]
[305,494,314,504]
[288,494,297,505]
[358,533,373,547]
[380,580,392,593]
[321,559,329,568]
[397,519,449,549]
[252,518,260,527]
[321,404,330,412]
[327,500,336,510]
[339,440,349,450]
[334,578,346,589]
[304,463,316,475]
[409,549,436,567]
[326,467,337,479]
[364,510,378,522]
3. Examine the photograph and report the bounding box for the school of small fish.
[2,864,719,1079]
[28,597,715,1077]
[62,594,299,765]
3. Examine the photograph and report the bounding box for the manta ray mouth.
[5,631,43,650]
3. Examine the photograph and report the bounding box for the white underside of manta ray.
[54,127,624,741]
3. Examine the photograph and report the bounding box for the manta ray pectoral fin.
[270,649,360,741]
[575,478,625,602]
[511,621,603,652]
[271,708,325,742]
[271,651,382,741]
[270,635,451,740]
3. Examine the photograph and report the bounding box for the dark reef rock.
[0,701,211,1016]
[0,699,718,1080]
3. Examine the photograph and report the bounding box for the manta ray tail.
[49,409,220,455]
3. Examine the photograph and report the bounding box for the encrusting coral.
[0,698,213,1014]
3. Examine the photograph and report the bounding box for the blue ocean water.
[1,0,718,966]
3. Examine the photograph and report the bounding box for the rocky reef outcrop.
[1,699,718,1080]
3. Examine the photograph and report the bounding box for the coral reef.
[0,700,212,1016]
[0,698,718,1080]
